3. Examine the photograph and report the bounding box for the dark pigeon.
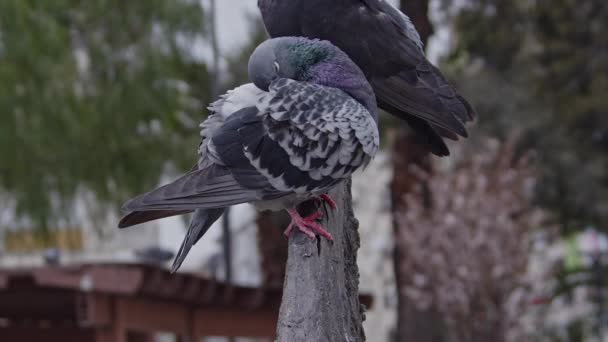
[259,0,476,156]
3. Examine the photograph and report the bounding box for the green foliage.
[440,4,608,339]
[443,0,608,232]
[532,0,608,231]
[0,0,212,229]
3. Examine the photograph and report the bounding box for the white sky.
[214,0,260,53]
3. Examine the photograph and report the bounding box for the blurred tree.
[442,0,608,233]
[0,0,211,231]
[397,139,544,342]
[391,1,443,340]
[438,1,608,339]
[531,0,608,233]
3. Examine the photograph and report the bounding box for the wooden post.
[95,297,126,342]
[276,180,365,342]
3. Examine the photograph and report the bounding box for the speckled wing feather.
[208,78,379,196]
[121,80,378,215]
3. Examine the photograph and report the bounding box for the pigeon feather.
[119,37,379,270]
[259,0,476,156]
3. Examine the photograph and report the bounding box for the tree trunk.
[256,211,288,287]
[391,130,446,342]
[276,180,365,342]
[392,1,444,341]
[400,0,434,43]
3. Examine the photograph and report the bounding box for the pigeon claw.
[319,194,337,210]
[284,209,333,241]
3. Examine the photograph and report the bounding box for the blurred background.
[0,0,606,341]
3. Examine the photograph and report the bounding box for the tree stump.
[276,180,365,342]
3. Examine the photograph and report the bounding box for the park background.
[1,0,607,341]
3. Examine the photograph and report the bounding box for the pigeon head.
[249,37,332,90]
[248,37,376,115]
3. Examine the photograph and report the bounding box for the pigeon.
[43,248,61,266]
[119,37,380,272]
[258,0,476,156]
[134,246,175,266]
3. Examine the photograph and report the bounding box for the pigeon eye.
[273,61,280,73]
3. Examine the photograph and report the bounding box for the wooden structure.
[0,263,373,341]
[0,263,282,341]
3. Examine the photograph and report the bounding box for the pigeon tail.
[171,208,225,273]
[118,209,194,228]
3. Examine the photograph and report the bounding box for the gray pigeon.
[119,37,379,272]
[134,246,175,265]
[258,0,476,156]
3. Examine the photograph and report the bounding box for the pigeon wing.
[120,164,268,213]
[122,79,379,217]
[209,78,379,196]
[273,0,475,151]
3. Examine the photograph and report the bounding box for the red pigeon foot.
[318,194,337,210]
[284,208,333,241]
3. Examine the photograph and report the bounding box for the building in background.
[0,152,396,341]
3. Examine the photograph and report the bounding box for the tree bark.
[400,0,434,43]
[391,130,444,342]
[276,180,365,342]
[391,1,444,341]
[257,211,288,287]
